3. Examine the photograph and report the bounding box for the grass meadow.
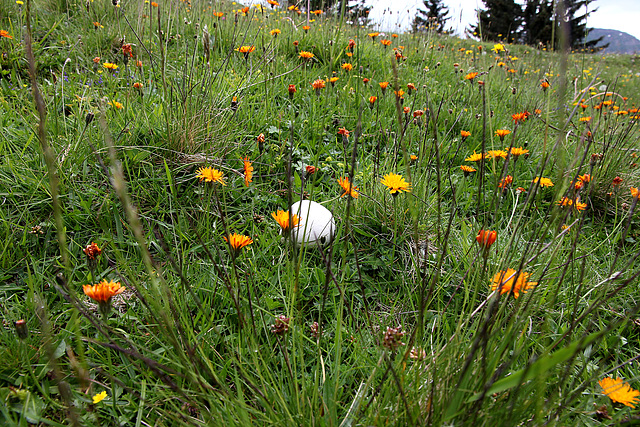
[2,0,640,424]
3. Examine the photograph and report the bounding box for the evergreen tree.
[521,0,554,46]
[412,0,450,34]
[468,0,523,43]
[559,0,606,51]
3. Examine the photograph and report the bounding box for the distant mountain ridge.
[586,28,640,54]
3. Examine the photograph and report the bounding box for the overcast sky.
[366,0,640,41]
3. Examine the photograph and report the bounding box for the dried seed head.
[382,326,405,351]
[271,315,290,335]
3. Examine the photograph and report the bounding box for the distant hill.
[586,28,640,54]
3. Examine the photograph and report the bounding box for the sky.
[365,0,640,41]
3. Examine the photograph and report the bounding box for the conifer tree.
[468,0,523,43]
[412,0,450,34]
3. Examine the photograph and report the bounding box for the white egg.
[290,200,335,248]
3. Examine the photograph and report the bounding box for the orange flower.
[476,230,497,249]
[267,0,279,7]
[512,111,529,123]
[302,25,310,32]
[272,210,299,233]
[460,165,476,174]
[299,51,314,60]
[224,233,253,254]
[487,150,508,159]
[329,76,339,85]
[338,177,359,198]
[540,80,550,90]
[394,90,405,98]
[460,130,471,139]
[312,79,325,95]
[465,72,479,81]
[413,110,424,118]
[379,81,389,93]
[242,157,253,187]
[369,95,377,106]
[508,147,529,157]
[0,30,13,39]
[631,187,640,199]
[83,280,125,304]
[151,1,158,7]
[341,63,353,72]
[133,82,143,89]
[491,269,537,299]
[368,32,380,39]
[498,175,513,188]
[288,84,296,98]
[495,129,511,141]
[213,11,224,17]
[612,176,623,187]
[380,39,391,47]
[270,28,281,36]
[338,128,350,138]
[599,377,640,408]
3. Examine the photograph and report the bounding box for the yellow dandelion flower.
[196,166,226,185]
[599,377,640,408]
[381,173,411,195]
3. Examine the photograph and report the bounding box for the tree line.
[412,0,606,51]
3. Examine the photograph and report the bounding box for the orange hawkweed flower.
[341,63,353,72]
[498,175,513,188]
[272,210,299,233]
[512,111,529,123]
[465,72,479,81]
[487,150,508,159]
[379,81,389,93]
[380,39,391,47]
[288,84,296,98]
[368,32,380,40]
[460,130,471,140]
[338,128,350,138]
[83,280,125,304]
[270,28,281,36]
[495,129,511,141]
[612,176,623,187]
[369,95,377,107]
[476,230,497,249]
[631,187,640,199]
[338,177,359,198]
[508,147,529,157]
[213,11,224,17]
[224,233,253,255]
[532,177,554,187]
[302,25,310,32]
[540,80,550,90]
[599,377,640,408]
[460,165,476,175]
[267,0,279,7]
[242,157,253,187]
[299,51,314,60]
[0,30,13,39]
[491,268,537,299]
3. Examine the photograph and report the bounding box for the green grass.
[2,0,640,425]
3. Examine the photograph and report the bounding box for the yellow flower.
[92,391,108,404]
[272,210,299,232]
[270,28,281,36]
[109,100,123,109]
[599,377,640,408]
[224,233,253,253]
[487,150,508,159]
[196,166,226,185]
[381,173,411,195]
[238,157,252,187]
[492,43,505,53]
[491,268,537,299]
[465,151,485,162]
[460,165,476,172]
[338,177,359,198]
[508,147,529,157]
[299,51,314,59]
[83,280,125,304]
[236,45,255,54]
[532,177,553,187]
[103,62,118,70]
